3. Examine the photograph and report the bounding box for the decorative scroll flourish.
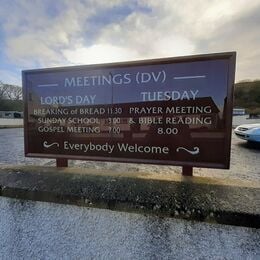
[43,141,59,148]
[176,146,200,155]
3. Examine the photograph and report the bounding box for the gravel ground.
[195,134,260,182]
[68,133,260,183]
[0,128,259,183]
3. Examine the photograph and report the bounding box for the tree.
[4,84,23,100]
[0,81,5,99]
[234,80,260,113]
[0,81,22,100]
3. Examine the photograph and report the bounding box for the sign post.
[23,52,236,172]
[182,166,193,176]
[56,158,68,168]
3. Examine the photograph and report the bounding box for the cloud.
[1,0,92,67]
[0,0,260,82]
[194,2,260,80]
[7,34,61,67]
[0,69,21,85]
[63,43,139,64]
[96,9,196,59]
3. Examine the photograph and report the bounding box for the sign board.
[23,52,236,169]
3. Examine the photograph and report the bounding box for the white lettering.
[141,90,199,101]
[117,143,169,154]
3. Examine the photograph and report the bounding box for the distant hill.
[234,80,260,114]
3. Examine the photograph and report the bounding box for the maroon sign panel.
[23,52,236,168]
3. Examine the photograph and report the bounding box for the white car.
[234,124,260,143]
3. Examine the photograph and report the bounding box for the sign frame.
[23,52,236,169]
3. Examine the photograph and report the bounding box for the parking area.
[194,133,260,182]
[0,127,259,183]
[69,132,260,183]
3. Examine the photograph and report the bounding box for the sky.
[0,0,260,86]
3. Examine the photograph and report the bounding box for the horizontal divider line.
[37,84,59,87]
[173,75,206,80]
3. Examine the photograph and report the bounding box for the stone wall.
[0,118,23,128]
